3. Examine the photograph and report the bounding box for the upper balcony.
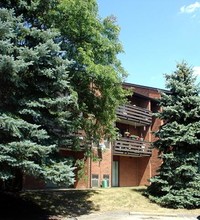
[117,104,152,126]
[113,137,152,157]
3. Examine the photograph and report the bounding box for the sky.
[97,0,200,89]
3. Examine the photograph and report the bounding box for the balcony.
[117,104,152,126]
[59,130,92,151]
[113,137,152,157]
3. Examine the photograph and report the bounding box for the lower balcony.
[113,137,152,157]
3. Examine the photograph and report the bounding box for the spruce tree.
[146,62,200,208]
[0,4,79,190]
[2,0,129,149]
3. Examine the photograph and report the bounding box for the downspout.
[89,142,92,188]
[149,159,152,180]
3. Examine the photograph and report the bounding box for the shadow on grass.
[21,189,100,218]
[131,186,146,194]
[0,191,49,220]
[0,189,99,219]
[131,187,150,201]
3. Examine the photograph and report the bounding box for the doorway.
[112,160,119,187]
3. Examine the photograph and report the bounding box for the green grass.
[85,187,200,214]
[1,187,200,219]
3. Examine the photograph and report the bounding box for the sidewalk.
[65,211,200,220]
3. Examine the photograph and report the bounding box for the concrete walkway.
[65,211,200,220]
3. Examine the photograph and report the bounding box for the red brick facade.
[23,83,163,189]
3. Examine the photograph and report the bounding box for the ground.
[0,187,199,219]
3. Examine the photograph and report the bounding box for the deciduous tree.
[44,0,129,143]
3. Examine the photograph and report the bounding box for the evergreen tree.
[146,62,200,208]
[2,0,129,146]
[0,0,129,190]
[0,4,80,190]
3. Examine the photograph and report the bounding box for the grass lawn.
[1,187,200,219]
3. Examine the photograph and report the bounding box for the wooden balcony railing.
[117,104,152,126]
[113,137,152,157]
[59,130,92,151]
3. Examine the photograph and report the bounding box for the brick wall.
[91,146,112,187]
[23,149,90,189]
[112,83,163,188]
[150,102,162,178]
[23,83,164,190]
[60,150,90,188]
[137,157,151,185]
[23,175,46,190]
[115,156,152,187]
[119,156,138,186]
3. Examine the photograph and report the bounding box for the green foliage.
[0,0,129,190]
[146,62,200,208]
[0,4,80,190]
[75,158,87,181]
[43,0,130,142]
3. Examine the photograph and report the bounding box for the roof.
[133,91,158,102]
[123,82,169,94]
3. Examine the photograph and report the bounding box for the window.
[92,174,99,187]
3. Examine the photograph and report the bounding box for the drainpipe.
[149,159,152,180]
[111,141,113,188]
[89,142,92,188]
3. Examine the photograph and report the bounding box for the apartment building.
[24,83,164,189]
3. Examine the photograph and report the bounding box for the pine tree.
[0,4,80,190]
[146,62,200,208]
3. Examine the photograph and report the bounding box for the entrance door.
[112,161,119,187]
